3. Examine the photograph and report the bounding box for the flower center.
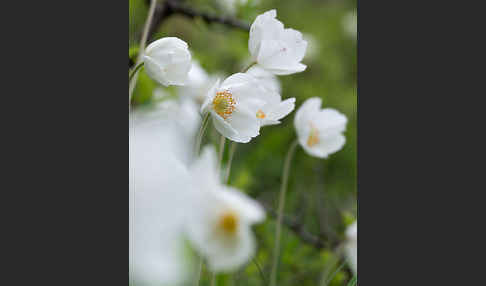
[256,109,266,119]
[219,211,239,235]
[212,90,236,120]
[307,124,320,147]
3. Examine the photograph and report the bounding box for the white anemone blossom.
[249,9,307,75]
[185,147,265,272]
[246,66,295,126]
[294,98,347,158]
[201,73,267,143]
[344,221,357,275]
[130,107,200,286]
[143,37,192,86]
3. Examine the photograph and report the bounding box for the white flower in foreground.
[344,221,357,275]
[185,147,265,272]
[143,37,192,86]
[294,98,347,158]
[201,73,266,143]
[249,9,307,75]
[130,114,196,286]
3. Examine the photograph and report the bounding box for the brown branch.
[130,0,250,68]
[261,202,338,250]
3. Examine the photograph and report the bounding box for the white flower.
[344,221,357,275]
[249,10,307,75]
[201,73,266,143]
[294,98,347,158]
[130,113,197,286]
[185,147,265,272]
[177,61,216,105]
[343,11,357,40]
[143,37,192,86]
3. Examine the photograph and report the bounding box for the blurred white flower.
[185,147,265,272]
[130,109,199,286]
[143,37,192,86]
[303,33,319,60]
[249,9,308,75]
[294,98,347,158]
[201,73,266,143]
[342,11,357,40]
[178,61,217,105]
[344,221,357,275]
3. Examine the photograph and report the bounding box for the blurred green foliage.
[130,0,356,285]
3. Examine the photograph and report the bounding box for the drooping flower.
[294,97,347,158]
[344,221,357,275]
[249,9,307,75]
[185,147,265,272]
[143,37,192,86]
[201,73,267,143]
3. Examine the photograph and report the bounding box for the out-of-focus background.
[130,0,356,285]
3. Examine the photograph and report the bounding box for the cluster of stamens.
[219,211,239,235]
[307,123,320,147]
[212,90,236,120]
[256,109,266,119]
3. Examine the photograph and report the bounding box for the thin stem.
[241,62,256,73]
[194,258,203,286]
[218,135,226,172]
[129,62,144,83]
[210,273,216,286]
[252,257,267,285]
[129,0,157,106]
[269,139,299,286]
[194,113,211,156]
[224,142,237,184]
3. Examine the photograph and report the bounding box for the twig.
[262,202,337,250]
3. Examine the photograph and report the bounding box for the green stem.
[218,135,226,173]
[241,61,256,73]
[129,62,144,83]
[194,258,203,286]
[269,139,299,286]
[224,142,237,184]
[194,113,211,156]
[210,273,216,286]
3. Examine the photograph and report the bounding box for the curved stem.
[269,139,299,286]
[224,142,237,184]
[241,61,256,73]
[129,0,157,107]
[129,62,144,83]
[218,135,226,173]
[194,113,211,156]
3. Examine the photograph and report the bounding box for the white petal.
[313,108,348,136]
[266,97,295,122]
[145,37,188,56]
[294,97,322,133]
[212,112,239,139]
[201,79,221,114]
[249,10,282,59]
[225,106,261,143]
[302,133,346,158]
[219,187,265,223]
[143,55,170,86]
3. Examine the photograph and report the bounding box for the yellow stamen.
[307,124,320,147]
[256,109,266,119]
[219,211,239,235]
[212,90,236,120]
